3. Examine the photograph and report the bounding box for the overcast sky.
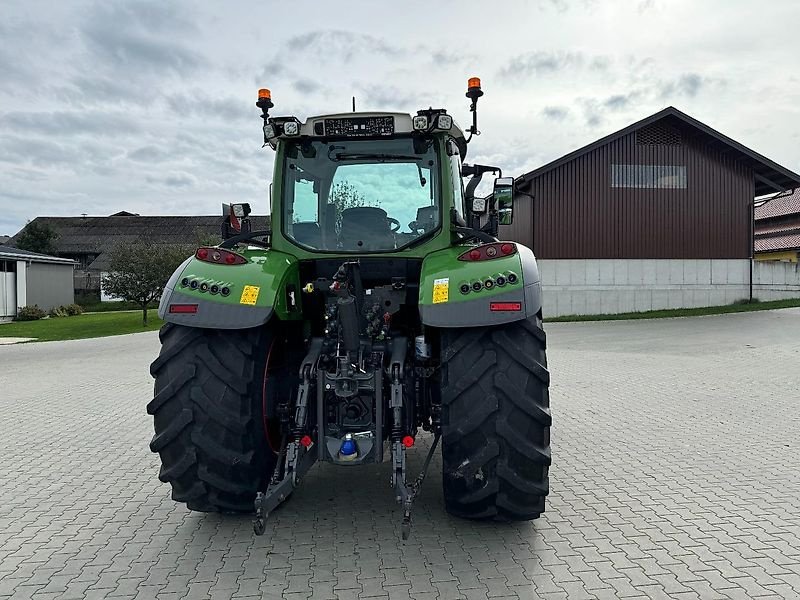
[1,0,799,235]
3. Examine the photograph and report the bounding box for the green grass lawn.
[546,298,800,322]
[0,310,163,342]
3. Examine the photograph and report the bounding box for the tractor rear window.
[282,138,440,252]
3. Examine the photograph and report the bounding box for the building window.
[611,164,687,189]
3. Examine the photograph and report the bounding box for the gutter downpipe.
[749,200,754,302]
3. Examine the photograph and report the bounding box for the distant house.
[1,245,76,319]
[8,212,269,300]
[754,189,800,262]
[0,236,10,245]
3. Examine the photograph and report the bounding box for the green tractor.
[148,77,551,538]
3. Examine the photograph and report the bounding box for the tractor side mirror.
[494,177,514,225]
[221,203,252,240]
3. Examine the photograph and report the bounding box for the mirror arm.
[453,226,497,244]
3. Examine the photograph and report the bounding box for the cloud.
[659,73,706,99]
[0,2,797,236]
[1,110,143,137]
[638,0,657,13]
[162,172,198,188]
[79,2,202,75]
[542,106,570,121]
[498,51,609,80]
[357,85,418,111]
[499,51,584,79]
[127,145,170,163]
[293,78,323,95]
[285,30,402,63]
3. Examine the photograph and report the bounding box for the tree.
[16,221,59,255]
[102,240,195,326]
[329,181,372,230]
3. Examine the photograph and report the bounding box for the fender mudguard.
[158,249,301,329]
[418,243,542,327]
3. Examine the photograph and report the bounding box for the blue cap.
[340,437,358,456]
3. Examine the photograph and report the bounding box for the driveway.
[1,309,799,599]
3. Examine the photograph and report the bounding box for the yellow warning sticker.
[432,277,449,304]
[240,285,260,306]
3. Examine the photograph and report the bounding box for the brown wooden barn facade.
[504,107,800,260]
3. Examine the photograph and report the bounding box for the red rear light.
[402,435,415,448]
[459,243,517,261]
[168,303,198,314]
[489,302,521,312]
[195,247,246,265]
[299,435,313,448]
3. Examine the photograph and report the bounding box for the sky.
[1,0,799,236]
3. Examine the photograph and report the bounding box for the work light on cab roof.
[253,77,483,150]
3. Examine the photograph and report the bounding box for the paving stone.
[1,312,800,600]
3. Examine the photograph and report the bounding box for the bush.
[65,303,84,316]
[15,305,46,321]
[49,306,68,318]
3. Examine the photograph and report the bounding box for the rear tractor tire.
[147,323,278,513]
[440,315,551,521]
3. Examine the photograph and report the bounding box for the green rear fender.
[158,249,301,329]
[418,244,542,327]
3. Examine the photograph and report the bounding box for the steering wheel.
[387,217,401,233]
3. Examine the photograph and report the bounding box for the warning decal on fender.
[432,278,449,304]
[240,285,260,305]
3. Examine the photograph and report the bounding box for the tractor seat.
[340,207,393,249]
[292,221,322,248]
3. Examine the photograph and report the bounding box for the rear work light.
[168,303,198,314]
[458,242,517,261]
[195,247,247,265]
[489,302,522,312]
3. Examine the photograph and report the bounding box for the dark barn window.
[611,164,687,189]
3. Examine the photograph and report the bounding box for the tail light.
[489,302,521,312]
[195,247,247,265]
[458,242,517,261]
[168,303,198,314]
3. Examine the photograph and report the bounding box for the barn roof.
[753,189,800,253]
[8,214,269,270]
[755,188,800,220]
[518,106,800,197]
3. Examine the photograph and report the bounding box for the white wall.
[26,262,75,311]
[15,261,26,308]
[1,271,15,318]
[539,259,800,317]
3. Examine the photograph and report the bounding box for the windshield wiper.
[329,152,423,162]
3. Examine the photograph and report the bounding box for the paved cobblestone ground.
[1,309,799,599]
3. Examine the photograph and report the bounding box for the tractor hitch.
[253,340,323,535]
[392,432,441,540]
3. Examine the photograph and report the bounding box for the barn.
[505,106,800,317]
